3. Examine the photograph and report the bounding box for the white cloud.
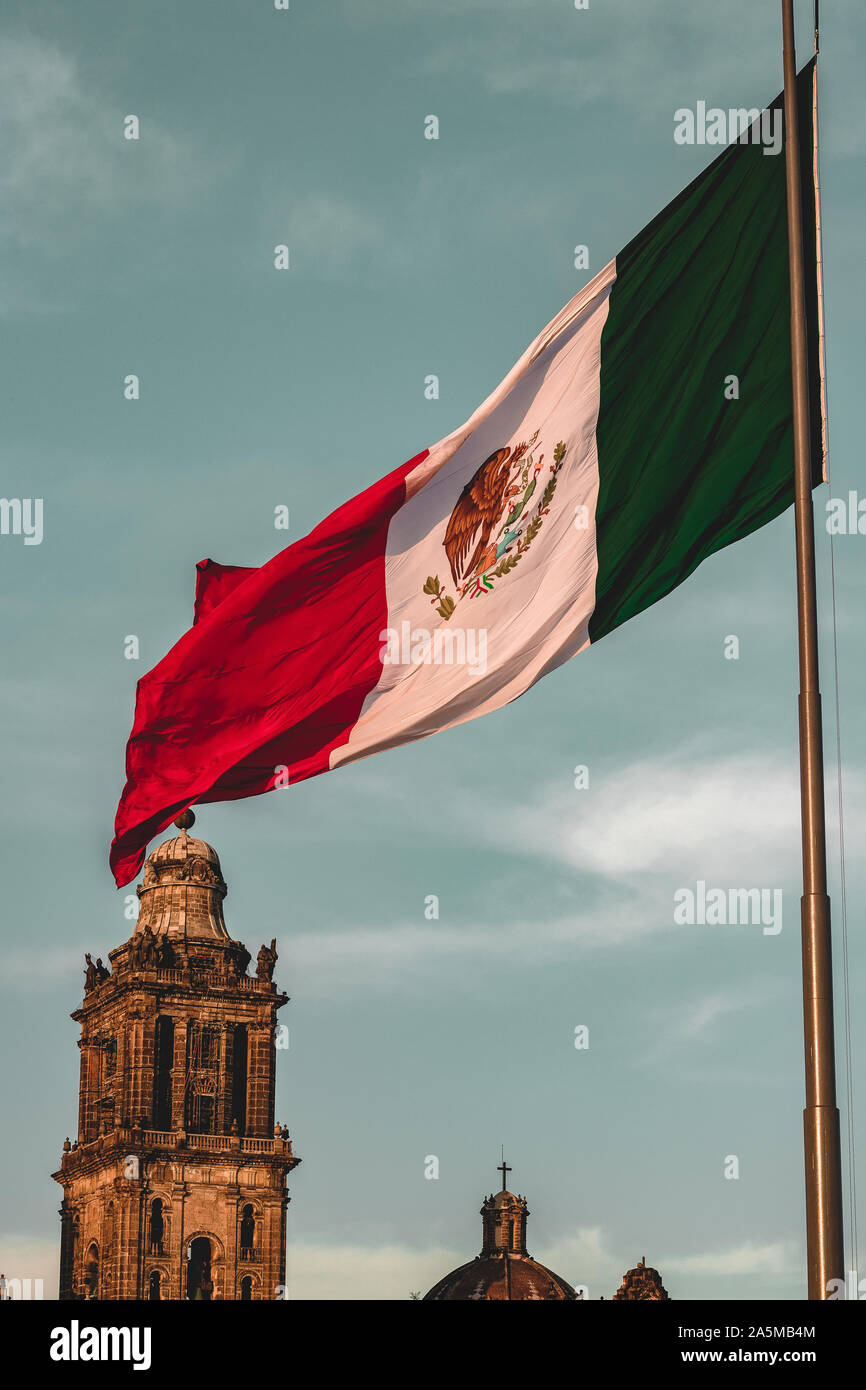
[666,1240,797,1279]
[0,945,89,992]
[0,1227,798,1301]
[285,1224,622,1299]
[663,982,779,1043]
[277,1228,800,1298]
[349,0,866,159]
[419,0,783,114]
[284,902,654,1001]
[286,1238,458,1300]
[0,35,221,253]
[251,745,864,1000]
[478,749,863,887]
[0,1233,59,1299]
[276,193,387,274]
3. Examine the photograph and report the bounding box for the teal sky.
[1,0,864,1300]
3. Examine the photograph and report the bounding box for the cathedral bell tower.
[52,812,300,1300]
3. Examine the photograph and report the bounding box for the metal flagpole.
[781,0,844,1299]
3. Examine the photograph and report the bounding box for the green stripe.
[590,61,821,643]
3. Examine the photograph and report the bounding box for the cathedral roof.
[423,1167,579,1301]
[134,811,230,942]
[147,831,221,869]
[424,1253,577,1301]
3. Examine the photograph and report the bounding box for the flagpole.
[781,0,844,1299]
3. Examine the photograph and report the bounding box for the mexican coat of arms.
[422,430,566,620]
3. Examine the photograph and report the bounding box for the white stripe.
[330,259,616,771]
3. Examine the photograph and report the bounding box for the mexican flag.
[110,63,825,887]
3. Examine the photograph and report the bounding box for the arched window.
[186,1025,221,1134]
[149,1199,164,1254]
[148,1270,161,1301]
[239,1204,256,1259]
[231,1025,248,1135]
[187,1237,213,1301]
[240,1276,253,1301]
[153,1017,174,1130]
[84,1243,99,1300]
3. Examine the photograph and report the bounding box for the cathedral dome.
[423,1164,579,1302]
[147,831,222,872]
[134,811,230,942]
[424,1250,577,1301]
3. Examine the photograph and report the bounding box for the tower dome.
[423,1162,579,1301]
[134,811,229,942]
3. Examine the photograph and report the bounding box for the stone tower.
[53,812,300,1301]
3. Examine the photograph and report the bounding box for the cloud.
[0,34,223,266]
[0,1233,59,1299]
[0,945,91,993]
[276,193,388,275]
[286,1238,458,1300]
[419,0,784,113]
[478,748,863,887]
[245,745,864,1000]
[666,1239,796,1279]
[349,0,866,160]
[662,982,780,1044]
[284,901,656,1001]
[286,1224,621,1298]
[632,978,789,1081]
[0,1227,797,1301]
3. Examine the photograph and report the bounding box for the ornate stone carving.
[256,939,278,982]
[612,1257,670,1300]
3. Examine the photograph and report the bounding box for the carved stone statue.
[95,958,110,983]
[83,953,98,993]
[236,945,251,976]
[256,938,278,982]
[141,924,157,967]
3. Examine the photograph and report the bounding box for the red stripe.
[193,558,257,625]
[109,450,428,886]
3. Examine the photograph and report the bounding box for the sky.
[1,0,864,1301]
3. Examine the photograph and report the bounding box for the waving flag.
[110,63,823,887]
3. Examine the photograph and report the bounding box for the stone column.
[225,1182,240,1301]
[219,1027,235,1136]
[171,1019,189,1132]
[58,1202,76,1301]
[173,1180,188,1300]
[78,1037,101,1142]
[126,1005,158,1128]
